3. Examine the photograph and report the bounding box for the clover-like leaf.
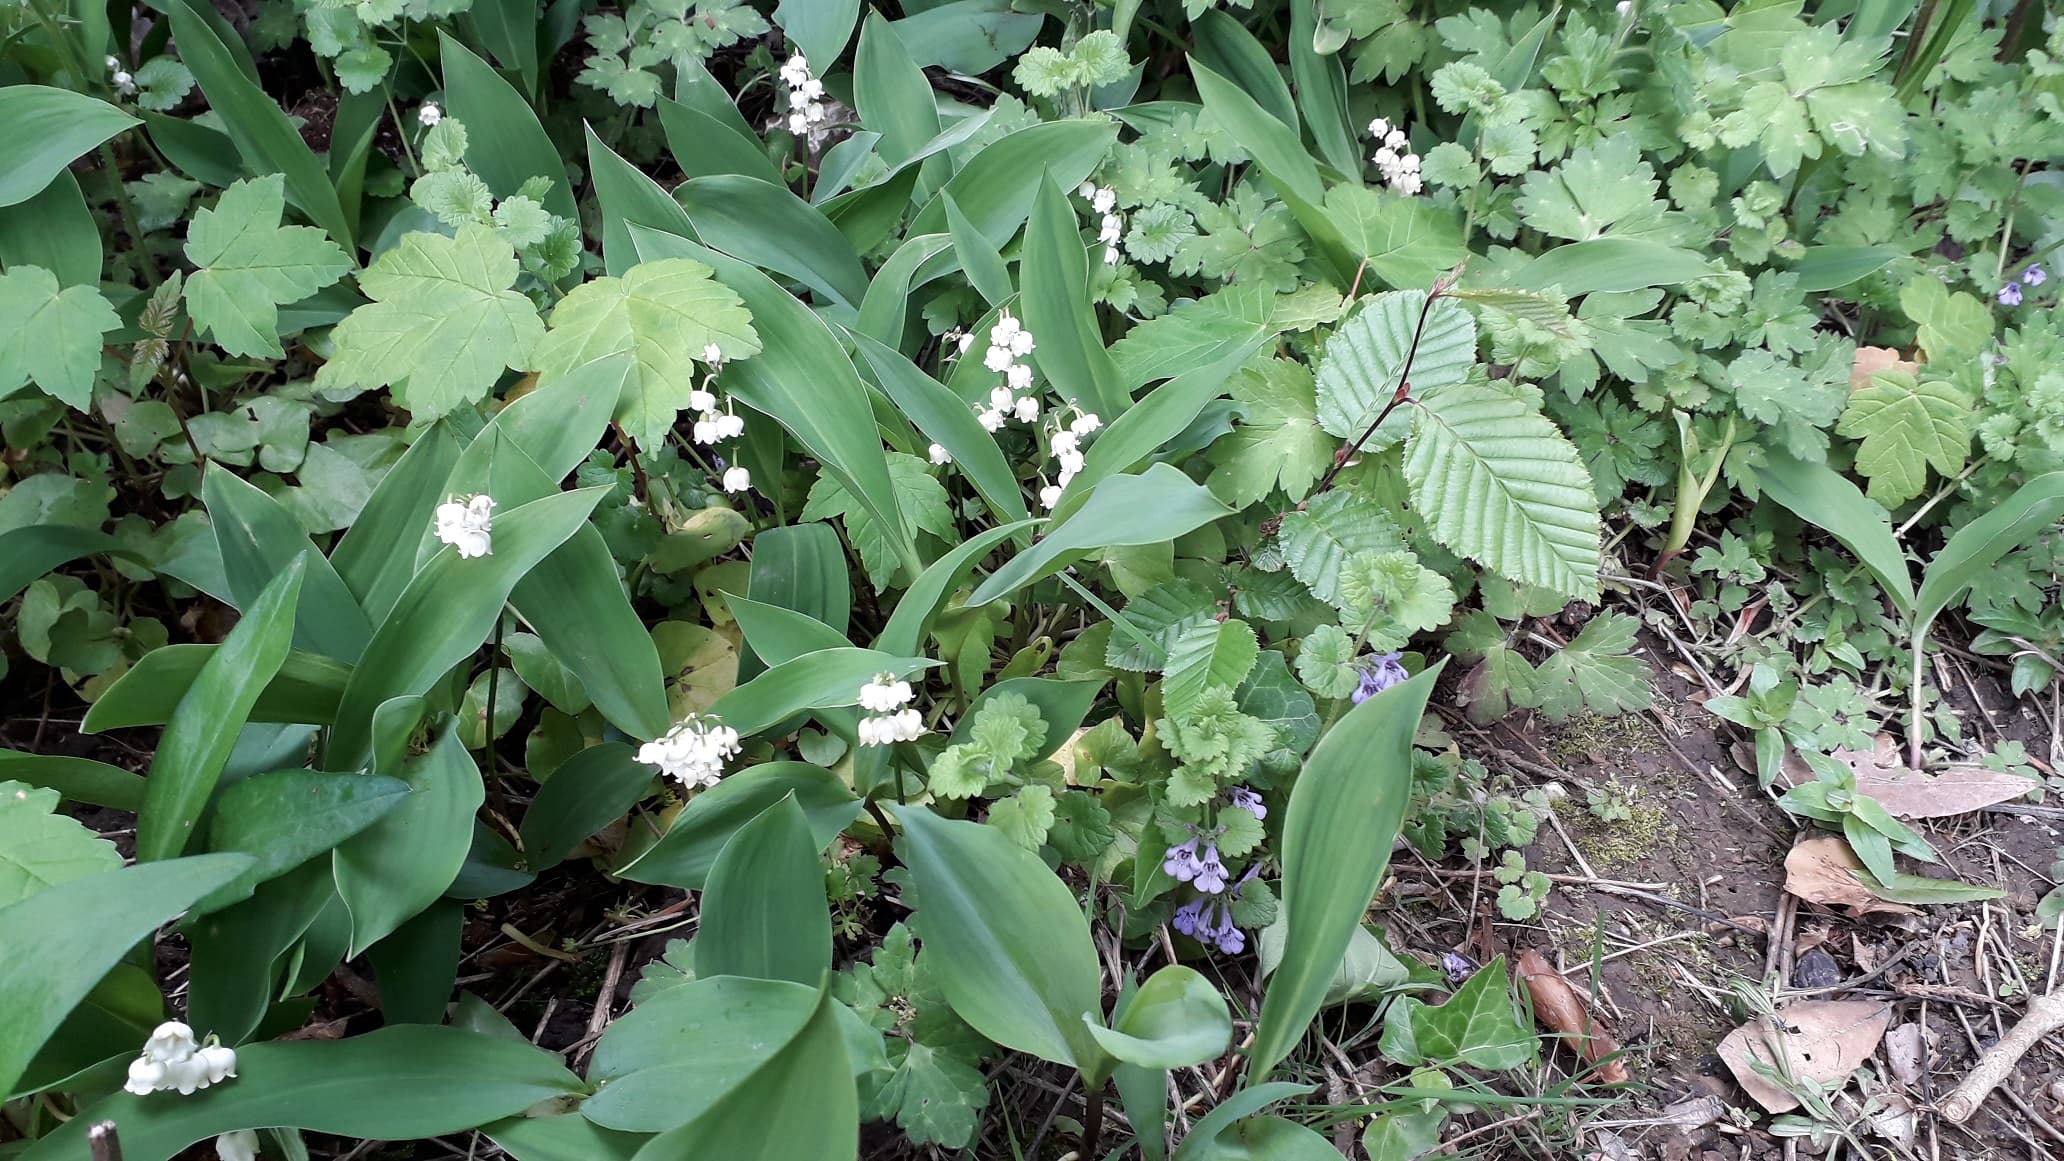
[184,175,352,358]
[316,224,544,419]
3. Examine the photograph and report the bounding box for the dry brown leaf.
[1717,999,1893,1113]
[1853,762,2039,819]
[1883,1021,1928,1088]
[1851,346,1917,391]
[1782,837,1917,918]
[1516,949,1631,1084]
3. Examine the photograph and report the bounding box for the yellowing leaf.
[183,175,352,358]
[533,258,760,447]
[316,225,545,419]
[1836,370,1971,505]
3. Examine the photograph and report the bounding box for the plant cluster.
[1,0,2061,1156]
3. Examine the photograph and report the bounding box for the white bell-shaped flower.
[216,1130,260,1161]
[636,715,742,789]
[418,103,442,126]
[1039,483,1064,510]
[1013,396,1040,423]
[688,388,717,413]
[702,343,724,366]
[977,407,1007,432]
[433,494,494,559]
[1069,412,1103,435]
[928,443,952,465]
[722,466,751,493]
[989,384,1017,412]
[1005,362,1035,391]
[983,344,1016,374]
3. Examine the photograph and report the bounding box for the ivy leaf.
[1275,490,1406,608]
[0,266,120,410]
[1525,611,1651,720]
[801,452,954,590]
[1315,290,1477,443]
[0,780,123,908]
[1381,955,1534,1070]
[534,257,761,448]
[1206,359,1336,508]
[987,785,1056,851]
[1406,384,1601,600]
[316,225,545,419]
[183,175,352,359]
[1162,618,1260,719]
[1836,370,1971,506]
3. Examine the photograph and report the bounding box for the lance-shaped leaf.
[968,464,1234,606]
[695,794,830,985]
[183,175,352,358]
[315,224,545,420]
[0,265,120,409]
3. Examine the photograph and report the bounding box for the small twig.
[88,1121,123,1161]
[1938,988,2064,1122]
[578,939,631,1066]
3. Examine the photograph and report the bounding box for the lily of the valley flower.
[721,465,752,493]
[1367,118,1424,196]
[636,714,741,789]
[928,443,952,465]
[433,494,494,559]
[779,54,827,136]
[216,1130,260,1161]
[125,1022,237,1097]
[702,343,725,366]
[857,673,924,746]
[1079,183,1125,265]
[418,103,442,127]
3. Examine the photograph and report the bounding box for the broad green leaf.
[486,1114,646,1161]
[1525,611,1652,718]
[1189,59,1356,283]
[1362,1106,1446,1161]
[166,0,353,247]
[438,34,578,223]
[586,127,700,274]
[1898,276,1991,360]
[0,170,100,287]
[875,521,1037,657]
[619,762,860,890]
[678,175,870,310]
[1207,359,1335,507]
[712,647,939,737]
[0,526,153,605]
[696,795,831,985]
[1109,281,1343,392]
[943,192,1012,307]
[1252,663,1438,1080]
[0,86,137,207]
[84,644,347,730]
[1916,471,2064,634]
[334,723,484,956]
[730,594,849,669]
[0,853,251,1100]
[0,749,145,811]
[1758,451,1915,617]
[1315,290,1476,441]
[20,1026,580,1161]
[631,985,857,1161]
[327,487,607,765]
[138,558,306,863]
[0,781,122,908]
[1171,1083,1316,1161]
[330,422,463,620]
[1086,965,1231,1069]
[800,451,955,589]
[948,677,1104,761]
[968,464,1234,606]
[0,266,120,409]
[1508,238,1712,295]
[1057,345,1256,516]
[853,12,940,165]
[1022,176,1126,418]
[1321,185,1468,291]
[1513,135,1677,243]
[854,233,955,341]
[1182,1116,1341,1160]
[1193,10,1297,127]
[534,256,758,457]
[875,1041,990,1150]
[183,175,352,358]
[657,97,788,187]
[518,743,653,867]
[1406,385,1601,600]
[208,769,410,897]
[315,225,545,420]
[886,0,1042,73]
[628,225,918,577]
[740,523,853,675]
[774,0,859,78]
[1836,370,1971,506]
[907,119,1118,249]
[1163,620,1260,719]
[1382,956,1534,1070]
[204,467,373,663]
[1274,490,1406,607]
[1789,244,1902,291]
[893,805,1110,1077]
[1257,921,1411,1008]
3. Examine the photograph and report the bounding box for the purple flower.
[1172,899,1249,955]
[1171,899,1207,937]
[1228,787,1267,820]
[1999,283,2024,307]
[2024,264,2047,287]
[1193,843,1229,894]
[1163,838,1199,883]
[1441,951,1477,985]
[1351,652,1410,704]
[1207,906,1246,954]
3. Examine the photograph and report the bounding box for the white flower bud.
[1014,396,1040,423]
[418,103,442,127]
[1039,483,1064,510]
[722,466,751,493]
[216,1130,260,1161]
[928,443,952,465]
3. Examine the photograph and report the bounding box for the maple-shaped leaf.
[800,451,953,590]
[0,780,123,908]
[534,257,760,448]
[1525,611,1651,719]
[316,225,545,419]
[1207,358,1337,506]
[0,266,120,410]
[1515,135,1683,242]
[1836,370,1971,505]
[183,175,352,358]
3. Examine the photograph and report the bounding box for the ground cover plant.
[2,0,2063,1156]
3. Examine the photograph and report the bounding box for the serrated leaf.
[316,224,544,419]
[1514,135,1676,242]
[183,175,352,358]
[1405,385,1600,599]
[0,781,122,908]
[1106,580,1219,672]
[987,785,1057,851]
[0,266,120,409]
[1163,619,1260,719]
[1274,490,1405,607]
[1320,184,1467,291]
[1835,371,1970,506]
[800,452,955,590]
[1525,611,1650,720]
[533,257,760,448]
[875,1040,989,1148]
[1315,290,1476,442]
[1109,280,1344,390]
[1207,359,1336,507]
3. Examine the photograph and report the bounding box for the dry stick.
[1938,989,2064,1123]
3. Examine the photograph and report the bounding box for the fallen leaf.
[1717,999,1893,1113]
[1783,836,1917,918]
[1516,948,1630,1084]
[1865,1091,1919,1147]
[1656,1094,1724,1130]
[1851,346,1917,391]
[1883,1021,1927,1088]
[1853,762,2040,819]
